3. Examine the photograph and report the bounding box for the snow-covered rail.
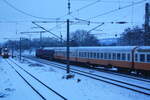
[93,67,150,83]
[25,56,150,96]
[26,56,150,83]
[5,59,68,100]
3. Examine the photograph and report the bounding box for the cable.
[73,0,101,13]
[2,0,57,20]
[87,0,147,20]
[32,22,65,41]
[57,0,101,20]
[47,0,102,31]
[87,22,104,33]
[72,0,137,3]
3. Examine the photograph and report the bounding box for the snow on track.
[26,56,150,90]
[6,57,150,100]
[24,56,150,95]
[6,59,66,100]
[0,58,43,100]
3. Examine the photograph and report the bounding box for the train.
[1,48,10,58]
[35,46,150,76]
[36,48,54,60]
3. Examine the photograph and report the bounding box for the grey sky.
[0,0,149,42]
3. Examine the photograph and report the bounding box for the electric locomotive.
[2,48,9,58]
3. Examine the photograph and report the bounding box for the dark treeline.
[3,37,62,51]
[2,29,100,51]
[2,26,150,51]
[118,25,150,46]
[70,30,100,46]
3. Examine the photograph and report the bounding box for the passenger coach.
[36,46,150,75]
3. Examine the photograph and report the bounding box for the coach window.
[122,53,126,60]
[90,52,92,58]
[82,52,84,57]
[80,52,83,57]
[79,52,81,57]
[84,52,86,58]
[140,54,145,62]
[84,52,86,57]
[85,52,87,58]
[104,53,107,59]
[117,53,121,60]
[108,53,111,59]
[92,53,94,58]
[101,53,103,59]
[127,54,130,61]
[112,53,116,60]
[81,52,83,57]
[97,53,100,59]
[147,54,150,62]
[87,52,90,58]
[90,53,92,58]
[92,53,95,58]
[135,54,138,62]
[94,53,96,58]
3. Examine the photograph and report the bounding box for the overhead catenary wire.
[86,0,147,20]
[32,22,65,41]
[2,0,57,20]
[72,0,138,3]
[87,22,104,33]
[72,0,101,14]
[57,0,102,20]
[48,0,147,32]
[41,0,102,31]
[1,0,147,38]
[69,0,146,27]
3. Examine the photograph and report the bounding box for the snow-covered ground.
[0,57,44,100]
[29,56,150,88]
[0,57,150,100]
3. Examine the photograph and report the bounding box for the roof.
[136,46,150,52]
[43,46,139,52]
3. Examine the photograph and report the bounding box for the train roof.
[43,46,140,52]
[136,46,150,52]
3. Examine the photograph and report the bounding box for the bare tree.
[118,26,145,46]
[70,29,100,46]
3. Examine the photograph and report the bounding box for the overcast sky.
[0,0,149,42]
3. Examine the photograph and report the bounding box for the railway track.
[26,56,150,83]
[93,67,150,83]
[24,56,150,96]
[5,59,68,100]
